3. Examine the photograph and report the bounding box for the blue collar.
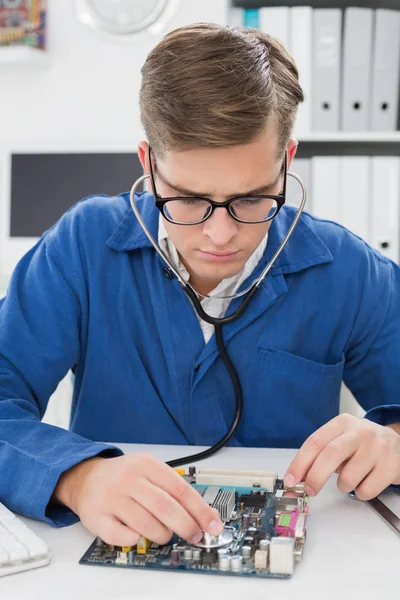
[106,191,333,276]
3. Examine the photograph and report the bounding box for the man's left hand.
[284,414,400,500]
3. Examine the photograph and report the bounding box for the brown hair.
[140,22,304,160]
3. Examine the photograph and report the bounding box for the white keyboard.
[0,502,51,577]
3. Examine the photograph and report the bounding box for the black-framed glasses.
[148,147,287,225]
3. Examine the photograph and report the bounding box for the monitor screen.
[10,153,144,237]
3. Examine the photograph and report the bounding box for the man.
[0,23,399,549]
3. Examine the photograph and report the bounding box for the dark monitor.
[10,153,144,237]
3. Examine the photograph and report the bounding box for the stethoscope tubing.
[128,169,307,465]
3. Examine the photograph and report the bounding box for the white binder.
[288,158,312,211]
[370,157,400,264]
[228,7,244,27]
[340,157,370,242]
[370,9,400,131]
[290,6,312,136]
[259,6,290,48]
[311,156,341,222]
[312,9,342,131]
[341,8,374,131]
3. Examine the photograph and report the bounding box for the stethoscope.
[129,162,307,468]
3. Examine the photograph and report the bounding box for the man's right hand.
[52,453,224,547]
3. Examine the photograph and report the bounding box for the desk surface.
[4,444,399,600]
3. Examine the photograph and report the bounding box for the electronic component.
[170,549,180,565]
[231,555,243,572]
[269,537,295,576]
[275,509,307,540]
[80,467,309,579]
[283,481,306,494]
[183,548,192,560]
[260,539,271,551]
[254,549,268,570]
[239,494,266,508]
[115,550,128,565]
[198,485,235,522]
[219,554,231,571]
[136,536,151,555]
[196,468,277,491]
[192,549,201,560]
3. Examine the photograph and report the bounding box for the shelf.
[234,0,400,9]
[0,45,48,66]
[296,132,400,143]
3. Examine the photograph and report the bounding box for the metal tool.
[190,529,234,549]
[348,491,400,536]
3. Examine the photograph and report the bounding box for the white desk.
[3,444,399,600]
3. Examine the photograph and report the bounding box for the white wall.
[0,0,229,150]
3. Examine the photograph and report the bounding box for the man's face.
[138,127,297,295]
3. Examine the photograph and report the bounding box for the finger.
[302,432,360,495]
[116,497,173,545]
[284,415,352,487]
[97,515,142,547]
[335,457,350,475]
[131,477,210,545]
[145,458,224,535]
[336,448,376,494]
[354,461,397,501]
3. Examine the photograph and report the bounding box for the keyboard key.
[0,504,15,524]
[3,520,49,559]
[0,545,10,565]
[0,502,51,577]
[0,525,29,563]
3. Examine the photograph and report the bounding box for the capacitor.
[231,554,243,572]
[242,514,250,528]
[256,517,262,527]
[219,554,231,571]
[171,549,180,565]
[248,527,258,534]
[260,539,271,551]
[240,502,245,511]
[184,548,193,560]
[244,536,253,544]
[193,549,202,560]
[242,545,252,558]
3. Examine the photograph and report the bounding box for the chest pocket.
[240,346,345,448]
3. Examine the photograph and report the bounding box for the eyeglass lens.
[162,197,278,224]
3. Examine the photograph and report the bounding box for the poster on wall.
[0,0,46,50]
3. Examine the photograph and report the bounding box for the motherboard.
[80,467,309,579]
[0,0,46,49]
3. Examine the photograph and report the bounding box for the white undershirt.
[158,215,268,344]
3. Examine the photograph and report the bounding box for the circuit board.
[80,467,309,579]
[0,0,46,49]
